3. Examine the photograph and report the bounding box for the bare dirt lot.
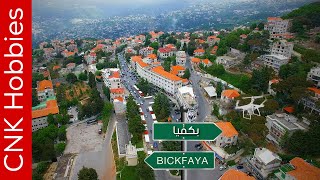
[64,123,104,154]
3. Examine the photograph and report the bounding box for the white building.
[264,17,291,35]
[216,56,239,69]
[142,54,158,65]
[176,51,187,66]
[158,47,175,59]
[32,98,59,132]
[271,40,293,58]
[88,64,97,74]
[133,57,183,95]
[307,66,320,87]
[125,142,138,166]
[246,148,282,180]
[259,54,289,72]
[37,80,55,102]
[194,49,205,57]
[113,97,126,114]
[213,122,238,148]
[265,113,307,146]
[176,86,198,122]
[102,68,122,89]
[84,52,97,65]
[139,46,154,57]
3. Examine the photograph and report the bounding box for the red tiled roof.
[110,88,125,94]
[109,71,120,79]
[308,87,320,95]
[283,106,294,113]
[37,80,53,92]
[114,96,124,102]
[288,157,320,180]
[220,169,255,180]
[158,47,172,53]
[151,66,182,82]
[222,89,240,99]
[53,65,61,71]
[202,59,211,65]
[215,122,238,138]
[32,100,59,119]
[170,65,185,75]
[194,49,205,53]
[148,54,157,59]
[191,57,201,63]
[268,17,283,21]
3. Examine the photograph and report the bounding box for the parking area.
[64,123,104,154]
[68,106,79,122]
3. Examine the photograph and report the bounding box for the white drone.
[235,95,267,120]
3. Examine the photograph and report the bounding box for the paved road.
[118,53,175,180]
[184,56,225,180]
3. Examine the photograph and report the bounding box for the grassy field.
[219,72,251,90]
[118,166,139,180]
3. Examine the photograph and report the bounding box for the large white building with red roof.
[158,47,175,59]
[131,55,185,95]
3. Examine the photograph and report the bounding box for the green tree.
[88,72,96,88]
[78,73,88,81]
[137,79,151,95]
[55,142,66,155]
[47,114,55,125]
[66,73,78,83]
[32,89,40,107]
[102,85,111,101]
[58,125,67,141]
[32,73,45,88]
[162,141,181,151]
[216,82,223,97]
[152,93,170,121]
[149,42,159,50]
[78,167,98,180]
[182,69,191,79]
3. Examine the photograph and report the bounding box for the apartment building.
[170,65,185,77]
[32,97,59,132]
[265,113,307,146]
[307,66,320,87]
[207,36,220,46]
[259,54,289,72]
[176,51,187,66]
[142,54,158,64]
[246,148,282,180]
[213,122,238,148]
[133,57,183,95]
[139,46,154,57]
[264,17,291,35]
[271,40,293,58]
[37,80,55,102]
[158,47,175,59]
[275,157,320,180]
[102,68,122,89]
[84,52,97,65]
[176,86,198,122]
[194,48,205,56]
[201,59,212,67]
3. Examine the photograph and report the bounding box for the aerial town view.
[31,0,320,180]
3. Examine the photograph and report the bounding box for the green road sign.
[144,151,215,170]
[153,122,222,141]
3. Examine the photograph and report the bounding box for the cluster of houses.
[32,79,59,132]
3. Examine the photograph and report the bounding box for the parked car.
[219,165,227,171]
[237,165,244,169]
